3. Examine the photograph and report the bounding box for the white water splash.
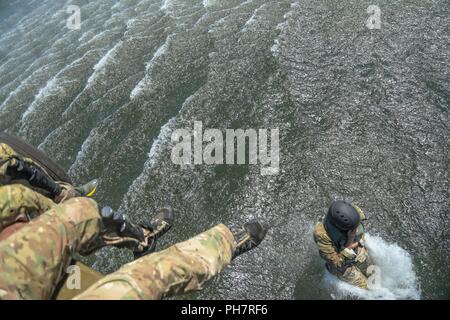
[324,234,421,300]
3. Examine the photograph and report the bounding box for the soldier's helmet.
[326,200,360,231]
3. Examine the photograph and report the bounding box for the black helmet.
[326,200,360,231]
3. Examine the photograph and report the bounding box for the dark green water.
[0,0,448,299]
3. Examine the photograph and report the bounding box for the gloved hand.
[359,238,366,248]
[341,247,357,260]
[355,246,369,264]
[53,186,77,203]
[54,179,98,203]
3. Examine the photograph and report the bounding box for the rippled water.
[0,0,449,299]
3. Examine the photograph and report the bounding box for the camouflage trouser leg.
[0,142,77,203]
[0,184,55,233]
[75,224,235,300]
[336,265,368,289]
[0,197,101,300]
[0,143,32,175]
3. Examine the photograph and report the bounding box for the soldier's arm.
[358,233,367,249]
[0,143,62,198]
[313,226,347,270]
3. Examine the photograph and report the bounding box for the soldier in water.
[313,200,372,289]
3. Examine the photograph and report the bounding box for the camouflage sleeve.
[313,223,346,270]
[0,143,34,178]
[352,204,366,244]
[359,233,367,250]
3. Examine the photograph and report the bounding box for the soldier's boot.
[74,179,98,197]
[231,220,268,260]
[54,179,99,203]
[98,206,175,258]
[133,207,175,259]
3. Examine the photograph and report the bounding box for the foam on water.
[112,1,122,10]
[270,6,294,57]
[324,234,421,300]
[117,116,177,214]
[147,117,176,168]
[85,30,108,45]
[129,40,169,100]
[202,0,218,9]
[118,92,196,214]
[0,82,24,111]
[68,126,97,176]
[21,77,62,121]
[161,0,174,12]
[86,41,122,87]
[242,4,267,32]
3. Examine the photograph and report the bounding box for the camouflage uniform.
[0,143,75,234]
[313,205,370,289]
[0,142,29,174]
[0,184,55,234]
[0,197,101,299]
[75,223,234,300]
[0,196,235,300]
[0,142,40,186]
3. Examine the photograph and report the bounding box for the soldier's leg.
[355,246,373,278]
[0,184,55,234]
[0,143,98,203]
[0,143,31,171]
[0,142,63,199]
[338,265,368,289]
[74,224,235,300]
[0,197,101,300]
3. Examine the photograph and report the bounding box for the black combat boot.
[98,206,175,258]
[232,220,268,260]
